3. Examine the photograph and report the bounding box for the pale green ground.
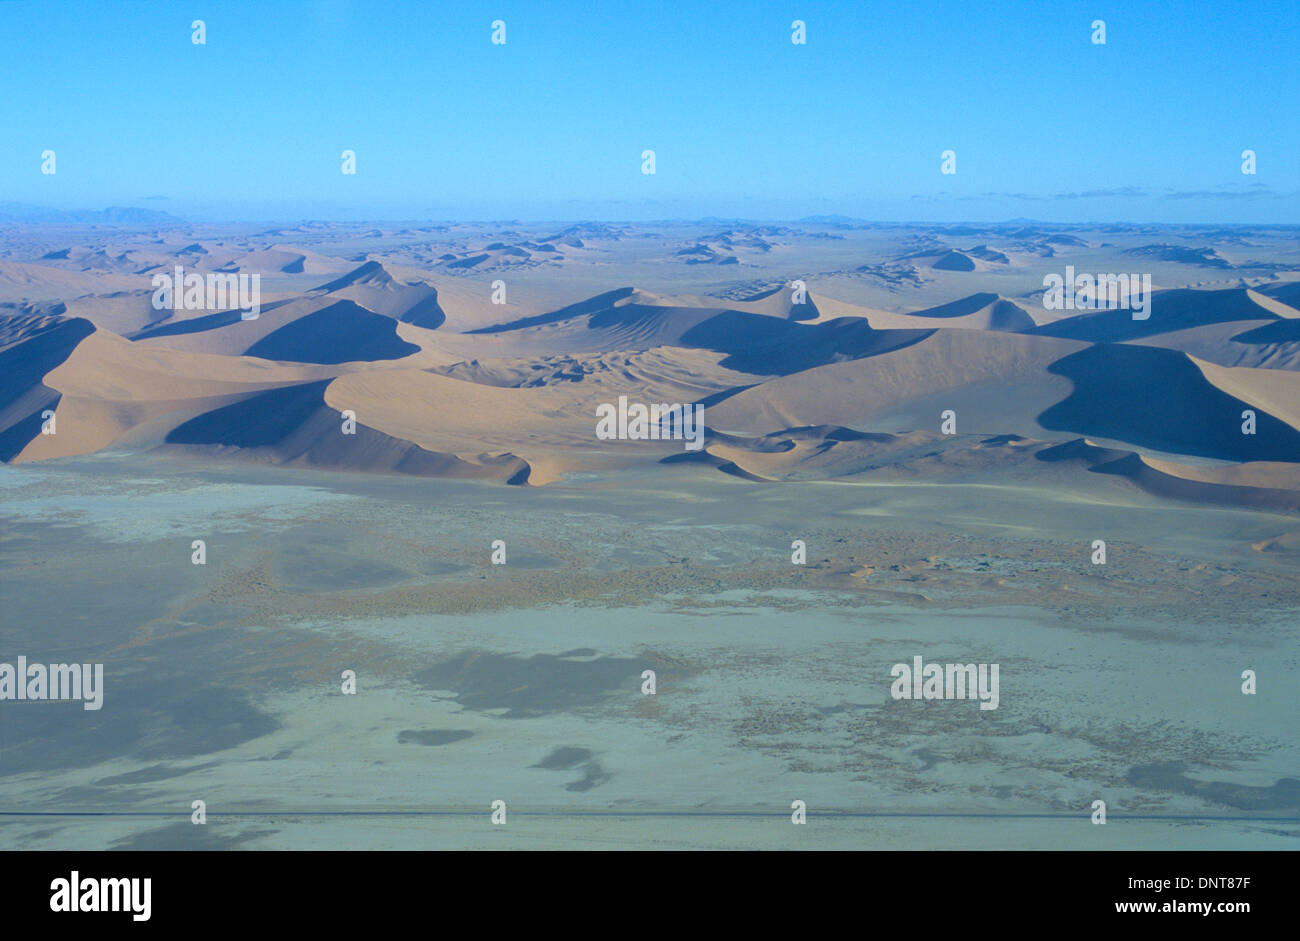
[1,454,1296,849]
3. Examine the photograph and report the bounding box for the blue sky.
[2,0,1296,223]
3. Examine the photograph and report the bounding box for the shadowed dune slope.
[704,327,1300,464]
[909,293,1039,331]
[0,304,68,350]
[166,380,335,448]
[465,287,926,375]
[2,320,341,462]
[165,378,532,483]
[467,287,638,334]
[132,261,446,354]
[706,329,1088,433]
[2,234,1297,505]
[0,317,95,460]
[1251,280,1300,312]
[665,425,1298,506]
[243,300,421,364]
[306,261,447,328]
[0,317,95,413]
[131,307,245,340]
[678,311,932,374]
[859,293,1045,332]
[1039,344,1300,462]
[1029,287,1288,343]
[1038,438,1300,510]
[725,284,821,321]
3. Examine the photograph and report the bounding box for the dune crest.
[0,225,1295,506]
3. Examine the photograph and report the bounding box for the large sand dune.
[1,224,1296,507]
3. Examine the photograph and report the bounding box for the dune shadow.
[1038,343,1300,461]
[166,380,332,447]
[245,301,420,364]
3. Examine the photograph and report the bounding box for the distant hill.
[0,202,182,225]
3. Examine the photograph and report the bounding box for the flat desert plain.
[1,220,1296,848]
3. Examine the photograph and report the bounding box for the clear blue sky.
[2,0,1296,223]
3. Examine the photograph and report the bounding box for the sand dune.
[659,423,1298,509]
[164,378,534,483]
[0,304,69,351]
[1128,319,1300,370]
[865,292,1043,332]
[432,236,594,272]
[133,261,446,357]
[299,262,447,329]
[63,292,172,336]
[1031,287,1287,343]
[1251,530,1300,553]
[1038,438,1300,510]
[706,329,1087,433]
[227,245,351,276]
[663,426,945,481]
[245,301,422,364]
[3,319,335,462]
[469,292,747,356]
[1189,356,1300,430]
[0,260,143,301]
[0,317,95,460]
[1039,344,1300,462]
[899,244,1015,273]
[0,224,1295,504]
[1254,280,1300,313]
[464,286,929,374]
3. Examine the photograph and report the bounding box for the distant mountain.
[0,202,182,225]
